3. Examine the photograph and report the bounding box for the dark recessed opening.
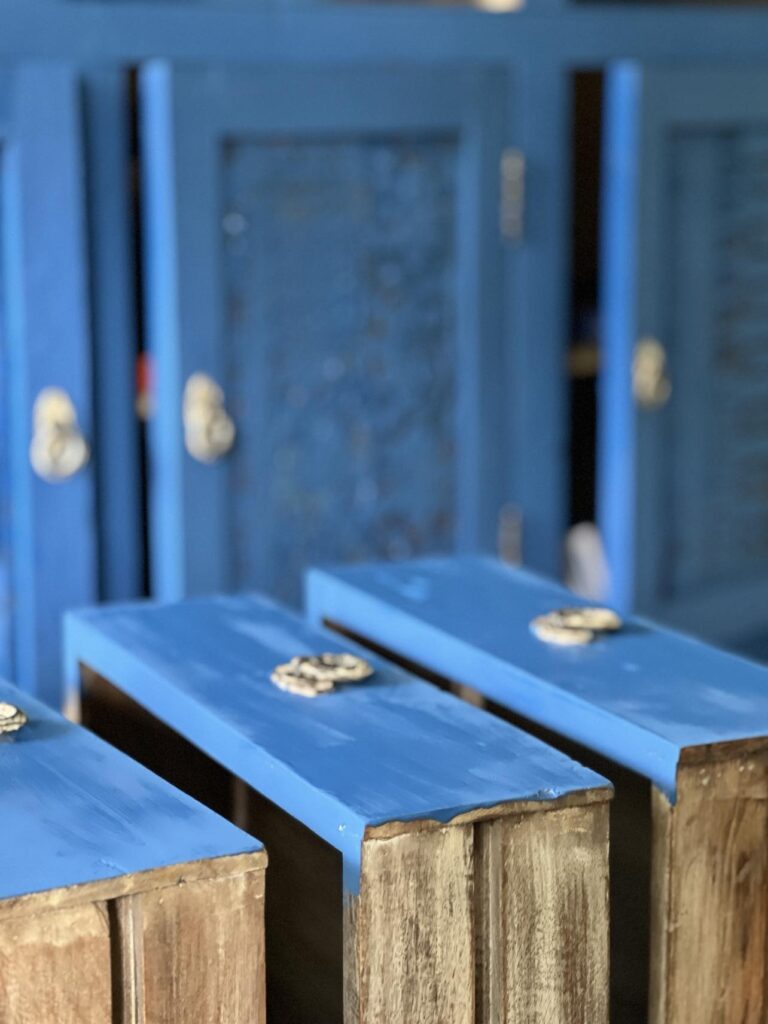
[569,71,603,532]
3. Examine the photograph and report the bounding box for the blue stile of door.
[0,74,10,680]
[1,64,97,704]
[510,59,572,577]
[141,62,512,605]
[600,63,768,654]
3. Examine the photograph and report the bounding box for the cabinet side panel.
[352,825,474,1024]
[651,742,768,1024]
[141,868,266,1024]
[0,899,112,1023]
[482,802,609,1024]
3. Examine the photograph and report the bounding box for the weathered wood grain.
[347,824,475,1024]
[0,901,112,1024]
[142,870,267,1024]
[476,802,610,1024]
[0,858,267,1024]
[650,740,768,1024]
[344,798,610,1024]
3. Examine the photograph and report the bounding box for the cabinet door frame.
[1,63,98,703]
[142,62,512,598]
[600,63,768,644]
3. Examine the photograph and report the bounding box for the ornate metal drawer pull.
[633,337,672,410]
[0,702,27,734]
[183,373,236,463]
[531,607,623,646]
[29,387,90,482]
[271,653,374,697]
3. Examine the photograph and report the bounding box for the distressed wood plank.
[0,901,112,1024]
[109,894,145,1024]
[347,825,475,1024]
[141,869,267,1024]
[650,740,768,1024]
[493,802,609,1024]
[0,852,266,923]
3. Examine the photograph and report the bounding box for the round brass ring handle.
[29,388,90,482]
[183,373,236,463]
[633,337,672,410]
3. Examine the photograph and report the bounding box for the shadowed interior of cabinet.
[323,620,651,1024]
[81,669,344,1024]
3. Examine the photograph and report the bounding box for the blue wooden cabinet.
[306,554,768,1024]
[141,62,513,605]
[66,591,611,1024]
[600,63,768,654]
[0,676,266,1022]
[0,64,98,704]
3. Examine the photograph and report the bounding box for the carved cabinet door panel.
[141,64,511,604]
[0,65,97,702]
[600,64,768,653]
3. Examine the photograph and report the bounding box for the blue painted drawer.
[0,677,266,1023]
[66,592,611,1024]
[307,555,768,1024]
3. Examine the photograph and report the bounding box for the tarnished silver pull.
[0,702,27,734]
[633,337,672,410]
[531,607,623,647]
[271,653,374,698]
[29,387,90,482]
[183,373,236,463]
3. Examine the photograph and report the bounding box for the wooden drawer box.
[66,594,612,1024]
[307,556,768,1024]
[0,679,266,1024]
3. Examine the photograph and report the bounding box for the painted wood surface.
[0,677,261,902]
[66,592,608,881]
[1,64,98,704]
[306,555,768,799]
[142,63,511,604]
[68,593,610,1024]
[600,64,768,652]
[8,3,768,65]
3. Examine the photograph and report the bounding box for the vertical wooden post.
[650,740,768,1024]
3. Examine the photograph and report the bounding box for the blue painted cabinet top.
[600,63,768,655]
[306,555,768,799]
[141,63,511,606]
[0,65,97,704]
[65,593,609,883]
[0,677,261,903]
